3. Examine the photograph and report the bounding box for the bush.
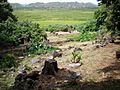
[46,24,74,32]
[0,18,18,46]
[74,19,98,33]
[0,19,47,47]
[16,21,47,45]
[0,54,19,69]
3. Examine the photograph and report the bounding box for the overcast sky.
[8,0,98,4]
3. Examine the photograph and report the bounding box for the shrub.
[0,18,18,47]
[46,24,74,32]
[0,54,19,69]
[74,19,98,33]
[0,19,47,47]
[16,21,47,45]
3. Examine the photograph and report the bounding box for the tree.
[0,0,17,22]
[0,0,47,48]
[95,0,120,35]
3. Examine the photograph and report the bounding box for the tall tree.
[0,0,17,22]
[95,0,120,35]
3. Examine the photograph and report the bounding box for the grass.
[34,20,86,27]
[66,32,97,42]
[13,8,95,28]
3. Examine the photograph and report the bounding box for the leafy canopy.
[95,0,120,35]
[0,0,17,22]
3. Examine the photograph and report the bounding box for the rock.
[109,38,115,43]
[82,44,87,46]
[18,65,25,73]
[73,47,82,52]
[31,59,40,64]
[67,39,74,42]
[91,44,100,50]
[68,46,74,50]
[18,56,24,59]
[69,72,81,79]
[69,63,82,68]
[52,50,62,59]
[116,51,120,60]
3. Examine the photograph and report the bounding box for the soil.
[21,32,120,90]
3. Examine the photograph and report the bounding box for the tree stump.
[116,51,120,60]
[41,59,58,75]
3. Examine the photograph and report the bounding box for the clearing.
[21,31,120,89]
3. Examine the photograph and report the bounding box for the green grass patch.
[67,32,97,42]
[34,20,86,28]
[13,8,95,28]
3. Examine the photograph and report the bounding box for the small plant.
[71,51,82,63]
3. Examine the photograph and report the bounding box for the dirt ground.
[47,32,120,81]
[22,32,120,89]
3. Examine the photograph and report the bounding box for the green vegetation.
[77,32,97,42]
[74,19,98,32]
[67,32,97,42]
[0,19,47,47]
[13,8,95,28]
[72,50,82,63]
[0,53,19,69]
[95,0,120,35]
[0,0,17,22]
[46,24,75,32]
[66,20,98,42]
[28,44,59,55]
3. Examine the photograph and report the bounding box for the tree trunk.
[41,59,58,75]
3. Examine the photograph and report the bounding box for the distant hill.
[10,3,23,8]
[11,2,97,9]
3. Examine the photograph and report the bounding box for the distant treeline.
[11,2,97,9]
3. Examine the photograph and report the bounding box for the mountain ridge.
[11,2,97,9]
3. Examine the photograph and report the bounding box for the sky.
[8,0,98,5]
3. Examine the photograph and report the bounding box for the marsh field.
[13,8,96,28]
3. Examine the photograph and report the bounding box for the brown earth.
[20,32,120,90]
